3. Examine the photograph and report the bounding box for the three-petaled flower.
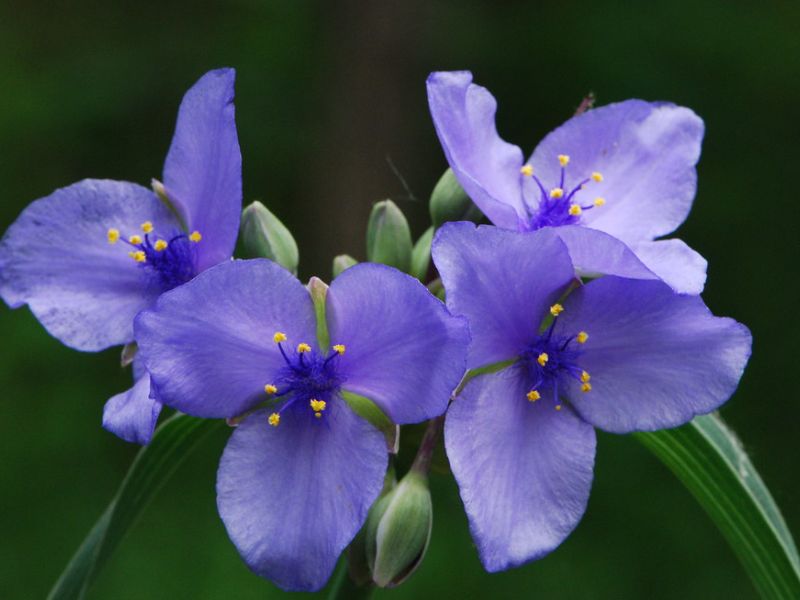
[134,258,469,591]
[0,69,242,443]
[427,70,708,294]
[432,222,751,572]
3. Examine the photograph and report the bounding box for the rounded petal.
[530,100,704,243]
[427,71,525,229]
[0,179,179,351]
[445,368,596,572]
[217,401,387,591]
[135,259,317,418]
[102,372,162,445]
[552,225,659,282]
[559,277,752,433]
[432,222,574,369]
[630,238,707,295]
[326,263,469,424]
[163,68,242,271]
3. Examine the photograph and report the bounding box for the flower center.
[107,221,203,291]
[518,303,592,411]
[518,154,606,231]
[263,332,347,427]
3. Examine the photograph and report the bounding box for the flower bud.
[410,227,434,281]
[429,168,483,227]
[239,201,299,274]
[332,254,358,278]
[366,200,413,273]
[366,470,433,587]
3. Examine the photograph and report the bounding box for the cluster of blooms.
[0,69,751,591]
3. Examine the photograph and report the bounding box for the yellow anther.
[558,154,570,167]
[129,235,143,245]
[310,399,327,412]
[555,404,563,411]
[593,197,606,207]
[568,204,582,216]
[591,171,604,182]
[268,413,280,426]
[549,188,564,199]
[315,412,322,419]
[520,164,534,177]
[550,303,564,316]
[580,371,591,383]
[297,342,312,353]
[332,344,346,355]
[189,231,202,243]
[264,384,277,395]
[107,228,120,244]
[273,332,287,343]
[131,251,146,263]
[527,390,541,402]
[154,239,168,252]
[576,331,589,344]
[537,352,549,366]
[141,221,154,233]
[581,382,592,393]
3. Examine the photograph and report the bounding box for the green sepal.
[429,168,482,227]
[410,226,434,281]
[307,276,330,351]
[333,254,358,278]
[366,200,413,272]
[240,200,299,274]
[341,390,398,453]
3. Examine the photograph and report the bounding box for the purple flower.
[427,70,708,294]
[0,68,241,444]
[134,258,469,591]
[432,222,751,572]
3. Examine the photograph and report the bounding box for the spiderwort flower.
[427,71,708,294]
[134,259,469,591]
[432,222,751,572]
[0,68,241,444]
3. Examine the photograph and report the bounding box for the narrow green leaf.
[48,414,223,600]
[637,413,800,599]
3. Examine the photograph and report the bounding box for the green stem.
[327,559,375,600]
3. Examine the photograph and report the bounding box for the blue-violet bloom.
[0,69,241,444]
[134,258,469,591]
[427,70,708,294]
[432,222,751,572]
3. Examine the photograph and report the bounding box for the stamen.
[310,399,327,412]
[297,343,312,353]
[558,154,570,167]
[568,204,582,216]
[580,371,591,383]
[264,384,277,395]
[189,231,202,243]
[520,164,534,177]
[332,344,346,355]
[107,228,120,244]
[527,390,541,402]
[131,251,146,263]
[537,352,549,366]
[549,188,564,199]
[555,404,563,411]
[268,413,280,426]
[141,221,154,233]
[273,332,287,343]
[129,235,143,245]
[581,382,592,393]
[591,172,604,182]
[593,197,606,207]
[577,331,589,344]
[154,239,168,252]
[550,303,564,316]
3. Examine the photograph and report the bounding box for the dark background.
[1,1,797,598]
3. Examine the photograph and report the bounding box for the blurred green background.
[1,1,797,598]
